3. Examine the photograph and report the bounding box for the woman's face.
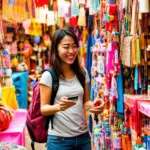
[57,35,78,65]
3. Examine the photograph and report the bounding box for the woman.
[39,28,104,150]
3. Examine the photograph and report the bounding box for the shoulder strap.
[46,68,59,105]
[45,68,59,129]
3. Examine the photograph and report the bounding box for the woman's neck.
[61,64,75,79]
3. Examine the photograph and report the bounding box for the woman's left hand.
[89,99,105,114]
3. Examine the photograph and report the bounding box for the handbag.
[120,36,133,67]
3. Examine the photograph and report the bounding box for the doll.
[19,40,32,71]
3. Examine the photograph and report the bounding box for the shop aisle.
[25,128,45,150]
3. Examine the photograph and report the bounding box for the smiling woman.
[39,28,105,150]
[57,35,78,65]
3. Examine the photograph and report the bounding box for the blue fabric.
[134,66,138,90]
[47,132,91,150]
[91,0,100,12]
[88,15,94,34]
[12,72,28,108]
[116,65,124,113]
[86,35,95,79]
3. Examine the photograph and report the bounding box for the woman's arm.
[40,84,60,116]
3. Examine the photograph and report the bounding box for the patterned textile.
[0,142,27,150]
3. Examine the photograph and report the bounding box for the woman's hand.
[58,97,76,111]
[89,99,105,114]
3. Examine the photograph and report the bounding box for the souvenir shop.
[0,0,150,149]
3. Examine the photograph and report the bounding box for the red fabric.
[106,4,119,32]
[109,4,119,31]
[52,1,58,11]
[35,0,49,7]
[69,17,78,27]
[0,104,12,132]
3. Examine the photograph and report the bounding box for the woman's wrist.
[55,104,61,112]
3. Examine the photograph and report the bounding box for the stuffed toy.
[19,40,32,71]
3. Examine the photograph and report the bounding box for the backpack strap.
[45,68,59,129]
[46,68,59,105]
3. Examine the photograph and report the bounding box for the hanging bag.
[120,36,133,67]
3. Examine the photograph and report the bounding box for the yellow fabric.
[78,7,86,26]
[2,0,28,23]
[2,86,18,110]
[132,37,137,66]
[82,28,88,44]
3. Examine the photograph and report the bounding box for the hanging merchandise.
[91,0,100,14]
[35,0,49,7]
[35,7,47,24]
[65,1,71,26]
[86,0,91,8]
[58,0,65,17]
[130,0,138,35]
[19,40,33,71]
[22,19,31,35]
[28,18,42,36]
[71,0,80,16]
[0,19,4,43]
[2,0,35,23]
[78,7,86,27]
[120,36,132,67]
[69,16,78,27]
[139,0,150,13]
[47,11,55,26]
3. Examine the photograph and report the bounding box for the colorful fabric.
[0,142,27,150]
[2,86,18,110]
[35,0,49,7]
[117,65,124,113]
[71,0,79,16]
[78,7,86,26]
[2,0,28,23]
[0,109,27,146]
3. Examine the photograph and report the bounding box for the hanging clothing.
[117,65,124,113]
[35,0,49,7]
[2,0,28,23]
[71,0,79,16]
[86,34,95,80]
[78,7,86,26]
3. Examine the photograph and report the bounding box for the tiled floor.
[25,128,46,150]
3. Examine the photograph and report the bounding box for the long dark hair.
[50,28,85,87]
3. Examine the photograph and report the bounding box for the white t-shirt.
[39,69,90,137]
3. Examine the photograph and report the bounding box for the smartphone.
[68,96,78,101]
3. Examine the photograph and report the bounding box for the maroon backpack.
[26,68,59,150]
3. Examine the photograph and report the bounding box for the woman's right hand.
[58,97,76,111]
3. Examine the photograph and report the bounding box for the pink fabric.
[139,102,150,117]
[0,109,27,146]
[124,94,150,134]
[124,94,149,107]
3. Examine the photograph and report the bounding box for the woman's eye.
[63,47,69,49]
